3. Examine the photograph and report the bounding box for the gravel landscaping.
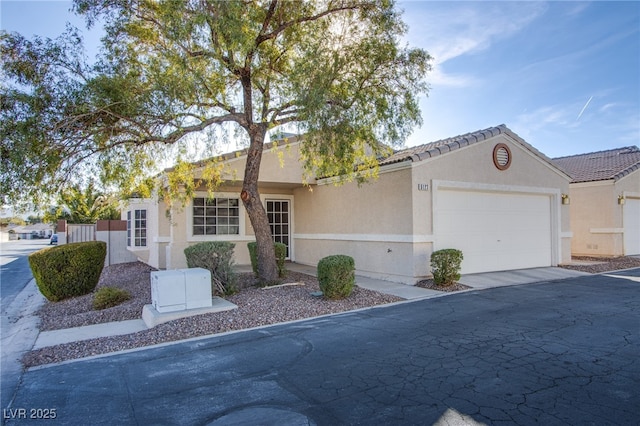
[24,256,640,367]
[559,255,640,274]
[25,262,402,367]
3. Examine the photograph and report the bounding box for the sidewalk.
[1,279,46,409]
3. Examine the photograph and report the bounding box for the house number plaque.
[417,183,429,191]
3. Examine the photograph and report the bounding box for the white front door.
[266,200,291,259]
[435,189,553,274]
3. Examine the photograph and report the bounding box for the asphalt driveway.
[6,271,640,425]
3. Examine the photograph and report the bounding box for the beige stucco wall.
[293,167,415,282]
[569,168,640,256]
[293,133,571,283]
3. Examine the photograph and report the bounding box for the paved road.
[1,240,49,410]
[0,240,49,308]
[6,271,639,425]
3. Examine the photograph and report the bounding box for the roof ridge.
[552,145,639,160]
[405,124,507,152]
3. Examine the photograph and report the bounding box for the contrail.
[576,96,593,120]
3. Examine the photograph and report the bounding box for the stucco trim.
[294,233,435,244]
[570,180,615,188]
[561,232,573,238]
[432,179,563,197]
[590,228,624,234]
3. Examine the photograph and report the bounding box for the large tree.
[1,0,431,282]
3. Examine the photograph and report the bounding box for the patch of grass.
[93,287,131,310]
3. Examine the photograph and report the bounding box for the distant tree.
[0,0,431,282]
[44,181,120,224]
[42,206,72,225]
[0,217,26,227]
[26,215,43,224]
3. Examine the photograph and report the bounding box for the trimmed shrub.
[430,249,463,286]
[28,241,107,302]
[93,287,131,310]
[317,255,355,299]
[184,241,238,295]
[247,241,287,278]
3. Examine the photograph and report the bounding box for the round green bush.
[93,287,131,310]
[28,241,107,301]
[317,255,355,299]
[430,248,463,286]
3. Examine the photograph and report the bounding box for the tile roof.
[552,146,640,183]
[379,124,559,171]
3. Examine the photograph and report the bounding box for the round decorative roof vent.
[493,143,511,170]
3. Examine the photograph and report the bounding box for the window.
[127,209,147,247]
[193,197,240,235]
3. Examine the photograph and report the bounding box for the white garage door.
[435,190,553,274]
[623,198,640,255]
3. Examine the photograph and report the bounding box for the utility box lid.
[150,268,212,313]
[151,270,186,313]
[180,268,213,310]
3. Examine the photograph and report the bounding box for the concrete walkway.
[457,266,592,289]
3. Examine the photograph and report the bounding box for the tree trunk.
[242,125,279,283]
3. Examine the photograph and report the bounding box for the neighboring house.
[124,124,573,284]
[6,223,54,240]
[553,146,640,257]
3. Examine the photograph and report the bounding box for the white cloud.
[515,105,572,131]
[428,66,480,88]
[402,1,548,89]
[404,2,547,64]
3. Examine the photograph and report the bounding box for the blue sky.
[1,0,639,158]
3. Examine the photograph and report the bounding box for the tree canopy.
[43,180,121,224]
[1,0,431,281]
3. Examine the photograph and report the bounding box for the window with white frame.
[193,197,240,235]
[127,209,147,247]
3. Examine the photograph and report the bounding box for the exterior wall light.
[561,194,570,205]
[618,195,625,205]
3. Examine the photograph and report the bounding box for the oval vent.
[493,143,512,170]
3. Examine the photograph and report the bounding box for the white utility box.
[181,268,213,309]
[151,270,186,313]
[150,268,213,313]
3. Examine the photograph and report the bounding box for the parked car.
[50,235,58,245]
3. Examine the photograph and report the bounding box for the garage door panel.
[436,190,552,274]
[624,199,640,255]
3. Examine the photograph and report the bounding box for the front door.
[266,200,291,259]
